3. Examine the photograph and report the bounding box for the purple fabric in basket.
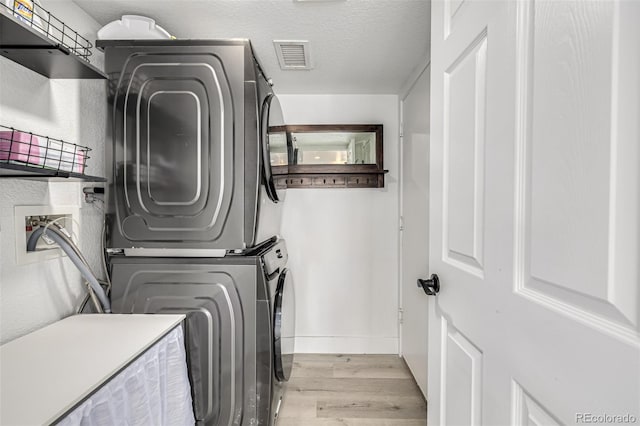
[0,131,41,165]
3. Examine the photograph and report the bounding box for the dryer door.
[273,268,295,381]
[261,94,286,202]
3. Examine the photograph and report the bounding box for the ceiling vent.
[273,40,312,70]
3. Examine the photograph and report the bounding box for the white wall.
[0,2,106,344]
[279,94,400,354]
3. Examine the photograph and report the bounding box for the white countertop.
[0,314,185,426]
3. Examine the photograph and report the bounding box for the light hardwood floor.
[277,354,427,426]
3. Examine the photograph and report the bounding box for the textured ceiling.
[73,0,430,94]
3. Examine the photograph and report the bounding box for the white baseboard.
[294,336,398,354]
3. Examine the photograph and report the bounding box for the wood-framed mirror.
[271,124,387,188]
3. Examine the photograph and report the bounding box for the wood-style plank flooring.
[277,354,427,426]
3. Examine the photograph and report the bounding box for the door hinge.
[399,215,405,231]
[398,308,404,324]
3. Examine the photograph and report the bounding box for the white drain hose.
[27,226,112,313]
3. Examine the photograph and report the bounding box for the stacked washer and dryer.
[99,39,295,426]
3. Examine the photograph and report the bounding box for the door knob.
[417,274,440,296]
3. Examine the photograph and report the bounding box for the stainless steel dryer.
[108,238,295,426]
[99,39,287,252]
[255,84,287,244]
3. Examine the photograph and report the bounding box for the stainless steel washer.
[253,238,295,425]
[107,238,295,426]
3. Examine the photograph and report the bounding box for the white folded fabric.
[58,325,195,426]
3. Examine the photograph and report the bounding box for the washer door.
[273,268,295,381]
[261,94,286,202]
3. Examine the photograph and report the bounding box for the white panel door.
[400,65,430,398]
[428,1,640,425]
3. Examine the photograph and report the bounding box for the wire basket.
[0,1,93,61]
[0,124,92,175]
